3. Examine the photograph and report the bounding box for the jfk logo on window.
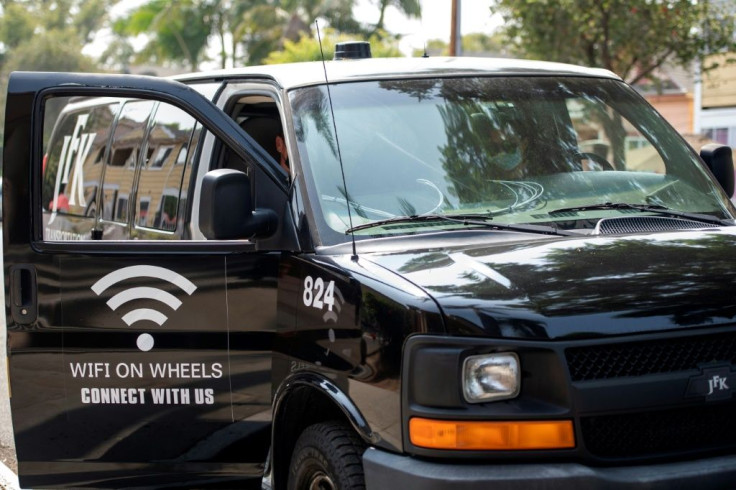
[49,114,95,223]
[686,366,734,401]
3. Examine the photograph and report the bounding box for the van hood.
[361,228,736,340]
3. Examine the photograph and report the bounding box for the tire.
[288,421,366,490]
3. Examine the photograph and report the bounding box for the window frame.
[188,81,291,241]
[25,74,293,253]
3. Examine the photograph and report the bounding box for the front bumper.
[363,448,736,490]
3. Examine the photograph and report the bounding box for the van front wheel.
[288,421,366,490]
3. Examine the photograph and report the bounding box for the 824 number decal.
[303,276,336,311]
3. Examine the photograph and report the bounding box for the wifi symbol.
[91,265,197,351]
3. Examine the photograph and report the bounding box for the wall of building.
[645,93,693,134]
[699,53,736,146]
[702,54,736,109]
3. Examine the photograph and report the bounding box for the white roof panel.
[175,57,620,89]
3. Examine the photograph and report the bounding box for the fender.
[265,370,378,488]
[272,371,376,444]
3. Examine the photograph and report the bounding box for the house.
[697,53,736,147]
[635,65,695,135]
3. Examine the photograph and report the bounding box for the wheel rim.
[307,471,336,490]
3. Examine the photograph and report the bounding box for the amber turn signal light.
[409,418,575,450]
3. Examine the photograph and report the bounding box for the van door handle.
[10,265,37,325]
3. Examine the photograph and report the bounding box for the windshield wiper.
[548,203,732,226]
[345,213,574,236]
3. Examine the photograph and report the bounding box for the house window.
[704,127,730,145]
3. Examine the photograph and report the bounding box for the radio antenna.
[420,5,429,57]
[316,20,358,261]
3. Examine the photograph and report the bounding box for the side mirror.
[700,143,734,198]
[199,169,278,240]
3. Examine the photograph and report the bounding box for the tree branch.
[627,49,675,85]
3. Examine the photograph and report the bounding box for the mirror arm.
[245,209,278,239]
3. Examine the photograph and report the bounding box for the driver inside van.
[240,116,290,174]
[274,131,289,173]
[471,112,525,179]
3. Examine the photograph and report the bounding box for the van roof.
[174,56,621,89]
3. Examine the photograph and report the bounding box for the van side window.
[41,99,120,241]
[102,100,155,229]
[134,103,196,235]
[227,95,289,176]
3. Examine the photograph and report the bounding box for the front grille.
[582,402,736,459]
[566,331,736,382]
[594,216,718,235]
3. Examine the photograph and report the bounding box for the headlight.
[462,352,520,403]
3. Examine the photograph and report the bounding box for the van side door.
[4,72,292,488]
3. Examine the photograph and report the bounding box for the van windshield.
[290,77,734,243]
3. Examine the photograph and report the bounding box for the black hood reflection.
[363,228,736,340]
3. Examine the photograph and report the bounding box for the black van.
[5,50,736,489]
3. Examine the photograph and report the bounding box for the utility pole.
[449,0,462,56]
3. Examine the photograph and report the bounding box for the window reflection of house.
[103,100,154,224]
[569,99,666,174]
[635,66,694,136]
[138,198,150,226]
[135,104,195,232]
[41,102,118,218]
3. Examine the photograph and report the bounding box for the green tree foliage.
[420,38,451,56]
[0,0,115,71]
[371,0,421,33]
[113,0,211,71]
[98,33,137,73]
[494,0,736,84]
[0,0,115,141]
[414,32,511,57]
[0,0,113,59]
[225,0,363,67]
[263,28,402,64]
[193,0,288,69]
[3,30,95,73]
[111,0,282,70]
[72,0,115,44]
[462,32,511,56]
[280,0,362,40]
[0,3,36,50]
[111,0,422,69]
[232,1,291,67]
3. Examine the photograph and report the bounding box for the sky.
[89,0,501,68]
[355,0,502,55]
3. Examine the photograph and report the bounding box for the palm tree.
[372,0,421,34]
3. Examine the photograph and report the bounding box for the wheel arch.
[269,372,375,490]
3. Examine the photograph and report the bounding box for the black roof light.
[334,41,372,60]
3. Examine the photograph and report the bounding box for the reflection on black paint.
[370,229,736,339]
